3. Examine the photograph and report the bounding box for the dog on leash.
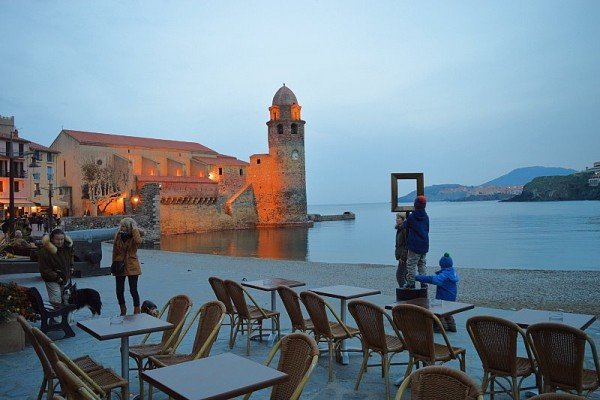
[64,283,103,316]
[141,300,159,317]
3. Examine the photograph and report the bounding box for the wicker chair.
[224,279,280,355]
[395,365,483,400]
[209,276,242,348]
[276,285,314,333]
[32,327,127,400]
[526,323,600,397]
[467,315,540,399]
[53,361,102,400]
[348,299,408,400]
[129,294,192,399]
[299,290,360,382]
[529,394,586,399]
[17,316,103,400]
[147,301,226,399]
[391,304,466,379]
[243,332,319,400]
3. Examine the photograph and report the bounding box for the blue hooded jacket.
[415,253,459,301]
[403,209,429,254]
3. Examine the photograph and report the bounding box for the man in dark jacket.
[403,195,429,289]
[395,212,408,287]
[38,228,74,306]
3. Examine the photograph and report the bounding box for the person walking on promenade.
[395,212,409,287]
[112,217,144,316]
[403,195,429,289]
[415,253,459,332]
[38,228,74,306]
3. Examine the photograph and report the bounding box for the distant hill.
[506,171,600,201]
[398,184,473,202]
[482,166,577,187]
[397,166,578,202]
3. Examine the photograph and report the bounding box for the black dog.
[64,283,102,316]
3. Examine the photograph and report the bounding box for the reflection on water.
[160,227,309,261]
[160,201,600,270]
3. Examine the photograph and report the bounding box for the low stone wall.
[63,215,125,231]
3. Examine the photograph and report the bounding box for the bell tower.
[251,84,307,225]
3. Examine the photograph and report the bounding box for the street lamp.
[34,183,64,232]
[5,129,40,237]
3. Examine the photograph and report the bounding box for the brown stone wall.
[132,183,161,241]
[63,215,125,231]
[247,101,308,225]
[208,165,247,199]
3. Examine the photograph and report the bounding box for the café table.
[310,285,381,364]
[385,298,475,318]
[508,308,596,330]
[509,308,597,398]
[141,352,288,400]
[241,278,305,345]
[77,313,173,397]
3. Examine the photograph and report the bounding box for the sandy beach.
[2,244,599,399]
[137,246,600,317]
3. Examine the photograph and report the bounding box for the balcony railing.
[0,171,28,178]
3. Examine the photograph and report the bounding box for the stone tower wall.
[261,104,307,225]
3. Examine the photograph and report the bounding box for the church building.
[49,85,310,233]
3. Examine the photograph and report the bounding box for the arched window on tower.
[291,123,298,134]
[291,103,301,120]
[277,124,283,134]
[269,105,280,121]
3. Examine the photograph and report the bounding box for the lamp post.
[6,129,40,237]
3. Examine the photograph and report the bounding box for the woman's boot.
[119,304,127,316]
[134,306,141,314]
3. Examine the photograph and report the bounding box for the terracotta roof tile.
[28,141,60,153]
[135,175,216,184]
[193,155,249,166]
[63,130,218,154]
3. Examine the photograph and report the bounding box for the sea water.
[160,201,600,271]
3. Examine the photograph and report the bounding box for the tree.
[80,155,130,214]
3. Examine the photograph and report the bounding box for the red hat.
[414,195,427,210]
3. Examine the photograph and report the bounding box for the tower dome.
[272,85,298,106]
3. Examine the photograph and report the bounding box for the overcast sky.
[1,1,599,205]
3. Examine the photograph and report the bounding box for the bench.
[26,286,76,338]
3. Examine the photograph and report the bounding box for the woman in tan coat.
[113,217,144,315]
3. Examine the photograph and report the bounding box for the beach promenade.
[1,243,599,399]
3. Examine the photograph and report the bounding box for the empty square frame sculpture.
[390,173,424,212]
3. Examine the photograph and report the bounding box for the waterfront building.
[48,85,310,233]
[0,116,35,219]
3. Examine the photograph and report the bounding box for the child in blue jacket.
[415,253,459,332]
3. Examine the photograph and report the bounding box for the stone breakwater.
[132,246,600,317]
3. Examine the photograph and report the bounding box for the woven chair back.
[408,365,483,400]
[527,323,587,393]
[529,393,587,399]
[209,277,236,315]
[31,327,60,367]
[160,294,193,345]
[53,361,100,400]
[191,301,226,358]
[467,315,519,375]
[17,316,54,379]
[348,299,388,354]
[392,304,436,362]
[277,286,307,331]
[224,280,251,319]
[271,333,319,400]
[300,291,333,338]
